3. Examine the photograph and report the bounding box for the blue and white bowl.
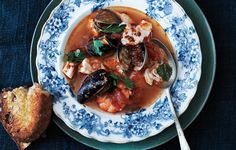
[36,0,202,143]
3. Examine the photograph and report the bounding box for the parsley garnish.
[109,73,134,89]
[156,63,172,81]
[66,50,86,63]
[109,73,122,80]
[123,78,134,89]
[101,24,126,34]
[92,39,104,56]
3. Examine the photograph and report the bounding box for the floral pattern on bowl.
[36,0,202,143]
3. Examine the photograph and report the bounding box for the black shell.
[77,69,111,104]
[86,35,117,57]
[94,9,122,30]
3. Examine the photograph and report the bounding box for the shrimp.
[96,85,132,113]
[96,96,121,113]
[117,82,132,100]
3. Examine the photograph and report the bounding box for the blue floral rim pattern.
[36,0,202,143]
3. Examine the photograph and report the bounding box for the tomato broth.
[64,6,174,112]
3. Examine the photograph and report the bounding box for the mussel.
[86,35,118,57]
[94,9,122,30]
[117,43,148,71]
[77,69,112,104]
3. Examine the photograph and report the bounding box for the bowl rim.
[30,0,216,149]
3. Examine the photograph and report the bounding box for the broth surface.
[64,6,174,112]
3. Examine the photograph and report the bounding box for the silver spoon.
[152,39,190,150]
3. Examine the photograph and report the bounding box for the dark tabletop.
[0,0,235,149]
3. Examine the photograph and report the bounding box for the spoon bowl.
[152,38,190,150]
[151,39,177,88]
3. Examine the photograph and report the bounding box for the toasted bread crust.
[0,83,52,149]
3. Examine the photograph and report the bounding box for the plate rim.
[30,0,216,149]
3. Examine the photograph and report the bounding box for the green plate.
[30,0,216,149]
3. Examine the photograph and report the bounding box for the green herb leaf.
[156,63,172,81]
[109,73,134,89]
[101,24,126,34]
[92,39,104,56]
[112,79,117,87]
[123,78,134,89]
[109,73,123,80]
[66,50,86,63]
[109,74,120,87]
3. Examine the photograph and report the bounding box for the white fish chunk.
[62,62,77,79]
[78,58,105,75]
[121,20,152,45]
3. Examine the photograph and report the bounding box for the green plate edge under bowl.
[30,0,216,149]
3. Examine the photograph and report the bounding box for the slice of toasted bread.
[0,83,52,150]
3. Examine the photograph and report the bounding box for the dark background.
[0,0,235,149]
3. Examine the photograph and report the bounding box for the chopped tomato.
[110,89,128,111]
[104,58,119,69]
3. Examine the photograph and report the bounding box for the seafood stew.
[63,6,174,113]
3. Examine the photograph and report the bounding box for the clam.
[77,69,112,104]
[86,35,118,57]
[117,43,148,71]
[94,9,122,30]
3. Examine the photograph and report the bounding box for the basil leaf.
[92,39,104,56]
[67,50,86,63]
[156,63,172,81]
[101,24,126,34]
[109,73,134,89]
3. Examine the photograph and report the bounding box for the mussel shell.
[86,35,118,57]
[118,43,147,71]
[77,69,111,104]
[94,9,122,30]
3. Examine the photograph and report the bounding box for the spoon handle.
[166,89,191,150]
